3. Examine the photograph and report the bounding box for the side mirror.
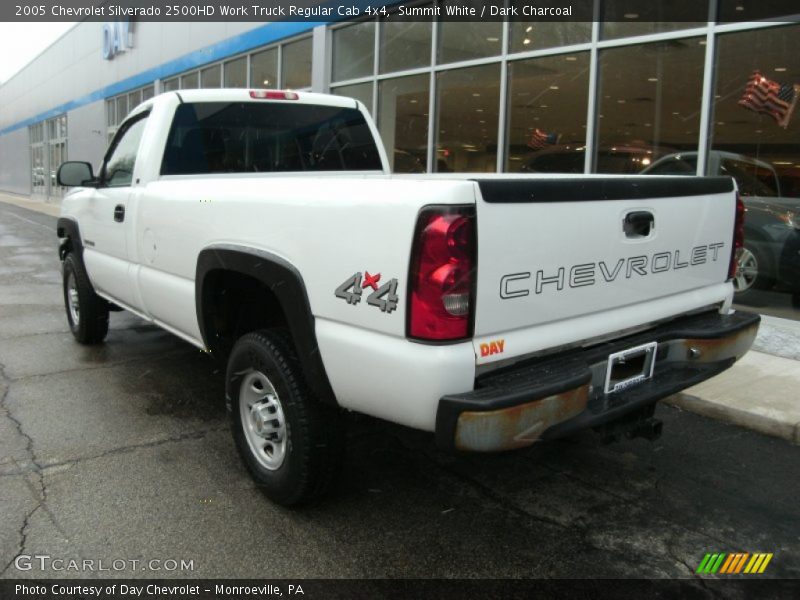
[57,161,96,187]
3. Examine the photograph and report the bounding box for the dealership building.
[0,2,798,316]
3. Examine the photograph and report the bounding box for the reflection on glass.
[224,57,247,87]
[712,24,800,319]
[509,22,591,53]
[200,65,221,88]
[505,53,590,172]
[116,95,128,123]
[251,47,278,88]
[718,0,798,22]
[282,38,312,89]
[181,72,198,89]
[333,82,374,114]
[142,86,155,101]
[378,74,429,173]
[379,20,432,74]
[438,18,502,64]
[602,0,706,39]
[332,22,375,81]
[596,37,705,173]
[435,64,500,172]
[162,78,179,92]
[128,90,141,111]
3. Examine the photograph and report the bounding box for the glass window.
[378,74,429,173]
[506,53,590,173]
[161,103,383,174]
[435,64,500,173]
[115,95,128,124]
[509,22,592,53]
[712,24,799,318]
[142,86,155,101]
[103,114,149,187]
[332,22,375,82]
[251,47,278,88]
[200,65,221,88]
[712,25,800,196]
[282,38,312,89]
[181,72,199,89]
[162,77,179,92]
[602,0,706,39]
[224,57,247,87]
[438,18,502,64]
[332,82,374,114]
[106,99,116,128]
[128,90,141,111]
[379,20,432,74]
[595,37,706,173]
[718,0,798,22]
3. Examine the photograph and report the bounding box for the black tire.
[62,253,109,344]
[227,329,344,506]
[733,242,774,295]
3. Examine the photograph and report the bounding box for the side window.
[103,114,148,187]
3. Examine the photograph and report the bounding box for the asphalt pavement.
[1,199,799,585]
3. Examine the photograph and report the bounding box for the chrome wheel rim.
[66,272,80,326]
[734,247,758,292]
[239,370,287,471]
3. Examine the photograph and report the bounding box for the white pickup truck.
[56,89,759,505]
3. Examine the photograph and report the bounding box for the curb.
[666,393,800,445]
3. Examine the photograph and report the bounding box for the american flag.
[527,128,559,150]
[738,70,799,129]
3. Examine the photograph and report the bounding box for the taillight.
[728,192,745,280]
[249,90,299,100]
[408,206,476,341]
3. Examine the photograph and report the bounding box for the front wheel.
[227,330,344,506]
[62,253,109,344]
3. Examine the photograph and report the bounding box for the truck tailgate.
[472,176,736,363]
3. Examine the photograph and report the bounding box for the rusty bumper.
[435,310,760,452]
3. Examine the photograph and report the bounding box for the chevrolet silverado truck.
[56,89,759,505]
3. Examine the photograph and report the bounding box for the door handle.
[114,204,125,223]
[623,211,654,238]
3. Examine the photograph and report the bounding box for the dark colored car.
[642,151,800,299]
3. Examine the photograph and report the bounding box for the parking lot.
[1,199,799,582]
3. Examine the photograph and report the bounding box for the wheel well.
[200,270,289,359]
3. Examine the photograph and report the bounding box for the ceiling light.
[648,78,658,82]
[472,92,481,97]
[617,99,626,104]
[624,13,639,19]
[699,40,707,45]
[540,104,548,108]
[735,5,744,11]
[775,67,787,72]
[525,26,533,33]
[262,79,270,85]
[550,85,559,90]
[523,38,531,45]
[565,56,577,61]
[717,122,725,125]
[476,109,484,112]
[755,129,762,133]
[410,99,418,103]
[672,111,680,115]
[773,161,793,165]
[486,37,499,43]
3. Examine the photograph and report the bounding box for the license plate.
[604,342,657,394]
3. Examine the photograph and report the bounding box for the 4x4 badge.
[335,272,399,313]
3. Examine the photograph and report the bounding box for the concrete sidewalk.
[2,191,799,444]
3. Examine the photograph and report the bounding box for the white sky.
[0,22,76,84]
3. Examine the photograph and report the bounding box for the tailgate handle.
[623,211,654,238]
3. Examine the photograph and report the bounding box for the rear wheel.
[62,253,109,344]
[227,329,344,506]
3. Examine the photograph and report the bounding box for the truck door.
[80,112,149,311]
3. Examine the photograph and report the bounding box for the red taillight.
[249,90,299,100]
[408,206,476,341]
[729,192,745,280]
